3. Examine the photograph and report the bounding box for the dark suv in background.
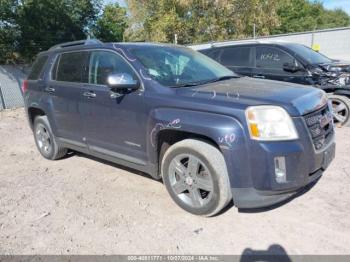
[192,41,350,126]
[23,40,335,216]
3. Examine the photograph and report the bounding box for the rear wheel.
[328,95,350,127]
[161,139,232,216]
[34,116,67,160]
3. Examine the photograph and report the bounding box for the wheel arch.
[157,129,221,170]
[27,106,46,130]
[147,108,246,180]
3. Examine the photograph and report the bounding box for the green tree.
[321,8,350,29]
[232,0,280,37]
[0,0,20,63]
[272,0,350,34]
[93,3,128,42]
[125,0,280,44]
[125,0,186,43]
[15,0,101,61]
[1,0,350,63]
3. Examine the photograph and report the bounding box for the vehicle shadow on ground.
[240,244,292,262]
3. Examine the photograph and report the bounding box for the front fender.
[147,108,252,188]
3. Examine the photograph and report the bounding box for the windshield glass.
[129,45,236,87]
[286,43,332,64]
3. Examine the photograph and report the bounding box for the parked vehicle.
[191,41,350,126]
[23,40,335,216]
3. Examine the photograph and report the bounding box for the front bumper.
[226,116,336,209]
[232,169,323,209]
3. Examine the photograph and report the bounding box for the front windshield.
[287,43,332,64]
[129,45,236,87]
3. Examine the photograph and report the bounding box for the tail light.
[22,80,28,93]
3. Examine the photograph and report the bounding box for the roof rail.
[49,39,103,50]
[190,39,293,50]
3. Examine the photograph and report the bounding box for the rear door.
[253,45,307,83]
[48,51,90,144]
[216,46,254,77]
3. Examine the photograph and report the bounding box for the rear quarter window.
[220,47,252,67]
[200,49,221,60]
[54,51,89,83]
[28,55,49,80]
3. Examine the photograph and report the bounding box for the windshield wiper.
[171,75,239,88]
[212,75,240,82]
[171,79,216,88]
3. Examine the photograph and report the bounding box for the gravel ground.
[0,108,350,255]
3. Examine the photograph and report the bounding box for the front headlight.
[245,106,298,141]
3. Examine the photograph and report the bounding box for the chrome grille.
[303,104,334,150]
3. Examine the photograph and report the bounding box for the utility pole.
[311,26,316,47]
[253,24,256,39]
[0,84,6,110]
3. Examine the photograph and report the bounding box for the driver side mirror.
[283,62,304,73]
[107,73,140,91]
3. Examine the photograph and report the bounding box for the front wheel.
[328,94,350,127]
[161,139,232,216]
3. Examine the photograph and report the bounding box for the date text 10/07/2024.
[127,255,220,261]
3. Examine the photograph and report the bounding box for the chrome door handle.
[44,87,55,93]
[83,91,96,98]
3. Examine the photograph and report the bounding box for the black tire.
[33,116,67,160]
[328,94,350,127]
[161,139,232,216]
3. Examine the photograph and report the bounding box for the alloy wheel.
[35,123,52,154]
[331,98,349,125]
[168,154,214,208]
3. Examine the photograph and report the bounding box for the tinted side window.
[256,47,294,69]
[200,49,221,60]
[89,51,137,85]
[28,55,49,80]
[56,52,89,83]
[220,47,252,67]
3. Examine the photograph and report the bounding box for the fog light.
[274,156,287,183]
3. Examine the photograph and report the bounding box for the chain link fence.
[0,65,28,110]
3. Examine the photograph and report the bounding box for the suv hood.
[176,77,327,116]
[318,61,350,73]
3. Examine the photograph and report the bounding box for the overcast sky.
[105,0,350,15]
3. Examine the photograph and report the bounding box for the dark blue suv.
[192,41,350,127]
[23,40,336,216]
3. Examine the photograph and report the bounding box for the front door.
[81,50,148,164]
[252,46,307,84]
